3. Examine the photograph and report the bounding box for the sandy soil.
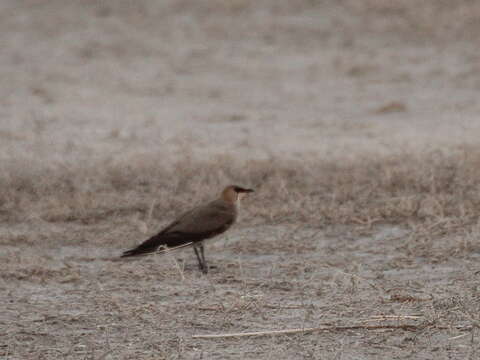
[2,1,480,359]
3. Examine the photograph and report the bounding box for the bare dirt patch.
[2,1,480,359]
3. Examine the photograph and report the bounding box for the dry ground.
[2,1,480,359]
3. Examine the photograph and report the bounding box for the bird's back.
[165,199,237,237]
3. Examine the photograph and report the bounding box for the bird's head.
[221,185,254,204]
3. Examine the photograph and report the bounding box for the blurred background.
[2,0,480,167]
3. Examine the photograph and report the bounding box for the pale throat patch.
[236,192,250,208]
[237,192,248,202]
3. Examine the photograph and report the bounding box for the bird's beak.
[237,188,254,201]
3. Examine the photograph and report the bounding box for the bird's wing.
[165,200,236,236]
[121,200,236,257]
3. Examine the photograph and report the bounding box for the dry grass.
[4,154,480,356]
[2,146,480,234]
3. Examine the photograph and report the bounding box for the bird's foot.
[198,263,208,274]
[202,265,218,275]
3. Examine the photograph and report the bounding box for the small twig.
[363,315,423,322]
[168,253,185,281]
[448,333,469,341]
[146,198,156,225]
[152,244,186,281]
[197,303,305,312]
[192,324,419,339]
[264,304,306,310]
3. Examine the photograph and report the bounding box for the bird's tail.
[121,236,163,257]
[121,246,155,257]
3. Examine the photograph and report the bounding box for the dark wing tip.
[121,246,154,258]
[121,249,138,258]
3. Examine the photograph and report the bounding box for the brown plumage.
[121,185,254,273]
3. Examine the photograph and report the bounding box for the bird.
[121,185,254,273]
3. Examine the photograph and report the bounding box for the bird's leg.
[193,245,205,273]
[199,243,208,273]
